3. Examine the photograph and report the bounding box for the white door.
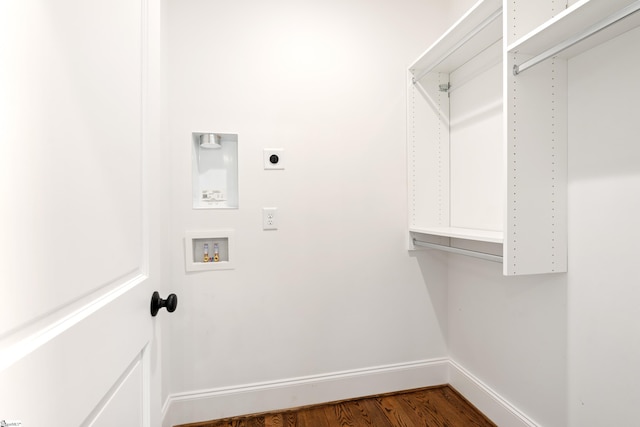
[0,1,164,426]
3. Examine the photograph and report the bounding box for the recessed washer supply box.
[185,230,235,272]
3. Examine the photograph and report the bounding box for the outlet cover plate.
[262,207,278,230]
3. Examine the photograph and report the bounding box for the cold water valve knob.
[150,291,178,317]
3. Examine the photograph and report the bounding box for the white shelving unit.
[408,0,509,269]
[408,0,640,275]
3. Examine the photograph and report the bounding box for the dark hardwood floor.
[176,385,496,427]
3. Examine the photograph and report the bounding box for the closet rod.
[513,0,640,75]
[412,8,502,84]
[413,239,503,263]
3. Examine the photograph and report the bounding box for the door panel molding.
[0,271,147,372]
[0,282,151,426]
[81,350,145,426]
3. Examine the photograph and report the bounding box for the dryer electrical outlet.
[264,149,284,170]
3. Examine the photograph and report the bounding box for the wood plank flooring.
[176,385,496,427]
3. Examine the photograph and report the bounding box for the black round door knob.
[150,291,178,317]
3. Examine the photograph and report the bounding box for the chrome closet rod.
[513,0,640,75]
[413,239,503,263]
[412,8,503,84]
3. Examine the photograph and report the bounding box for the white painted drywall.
[162,0,454,417]
[447,19,640,427]
[567,25,640,427]
[447,257,568,426]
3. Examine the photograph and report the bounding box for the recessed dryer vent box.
[192,132,238,209]
[185,230,235,272]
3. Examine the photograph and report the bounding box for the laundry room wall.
[161,0,460,424]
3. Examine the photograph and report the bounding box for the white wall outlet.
[264,149,284,170]
[262,207,278,230]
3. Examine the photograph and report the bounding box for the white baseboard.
[447,359,540,427]
[161,358,449,427]
[162,358,540,427]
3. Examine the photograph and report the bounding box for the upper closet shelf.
[410,0,502,80]
[509,0,640,74]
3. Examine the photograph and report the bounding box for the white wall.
[447,20,640,427]
[447,257,568,426]
[567,26,640,427]
[162,0,456,422]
